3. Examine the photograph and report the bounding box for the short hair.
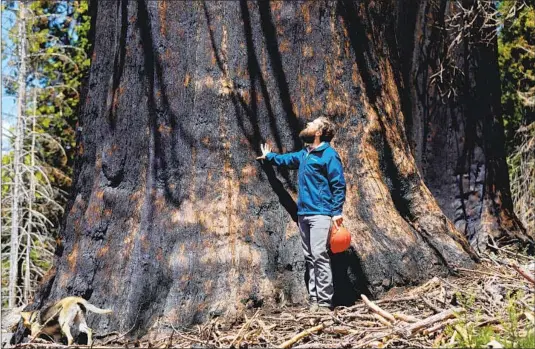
[315,117,335,141]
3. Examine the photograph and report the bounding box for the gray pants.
[298,215,333,307]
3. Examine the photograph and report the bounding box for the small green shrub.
[437,291,534,348]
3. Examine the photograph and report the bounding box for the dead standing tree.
[2,2,77,309]
[20,0,530,340]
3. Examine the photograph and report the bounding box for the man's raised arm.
[256,143,303,169]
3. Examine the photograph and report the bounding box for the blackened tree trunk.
[402,0,532,251]
[23,0,528,340]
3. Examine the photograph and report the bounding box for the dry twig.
[278,323,325,349]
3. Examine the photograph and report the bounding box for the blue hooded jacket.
[266,142,346,217]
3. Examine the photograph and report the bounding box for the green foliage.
[439,291,535,348]
[1,260,10,308]
[3,0,91,204]
[1,151,14,195]
[1,1,91,305]
[499,2,535,237]
[498,1,535,154]
[517,331,535,349]
[27,0,91,193]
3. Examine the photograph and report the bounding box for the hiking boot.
[308,302,319,313]
[316,304,332,314]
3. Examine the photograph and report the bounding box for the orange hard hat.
[330,224,351,253]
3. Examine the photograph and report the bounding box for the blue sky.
[2,2,78,155]
[2,7,17,154]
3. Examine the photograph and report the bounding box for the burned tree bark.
[24,0,493,339]
[402,0,532,251]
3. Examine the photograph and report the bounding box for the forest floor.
[11,245,535,349]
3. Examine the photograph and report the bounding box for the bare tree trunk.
[9,2,27,308]
[3,4,83,311]
[23,92,38,303]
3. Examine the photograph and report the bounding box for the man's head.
[299,117,335,144]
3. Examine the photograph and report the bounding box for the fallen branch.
[172,329,206,344]
[375,295,420,304]
[408,277,441,295]
[338,313,376,321]
[439,278,488,303]
[230,310,260,347]
[474,317,500,327]
[456,267,519,281]
[487,242,534,262]
[324,326,359,335]
[294,343,341,349]
[17,344,130,349]
[420,295,442,313]
[423,318,458,334]
[393,312,420,323]
[404,307,465,335]
[353,331,391,348]
[511,264,535,285]
[278,323,325,349]
[373,313,393,327]
[361,295,396,323]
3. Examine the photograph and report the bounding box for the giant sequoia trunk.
[22,0,528,340]
[402,0,531,251]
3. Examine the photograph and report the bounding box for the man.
[257,117,346,312]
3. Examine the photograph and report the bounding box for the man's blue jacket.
[266,142,346,217]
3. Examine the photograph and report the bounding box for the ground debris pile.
[15,248,535,348]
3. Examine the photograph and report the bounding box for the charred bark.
[20,0,489,340]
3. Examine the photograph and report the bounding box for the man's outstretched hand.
[256,143,272,160]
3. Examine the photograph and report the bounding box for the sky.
[1,1,75,155]
[2,7,17,154]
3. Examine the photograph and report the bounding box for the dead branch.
[393,312,420,323]
[361,295,396,323]
[278,323,325,349]
[420,295,442,313]
[423,318,459,334]
[511,264,535,285]
[373,313,393,327]
[404,307,465,335]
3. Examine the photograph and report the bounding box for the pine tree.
[499,1,535,237]
[1,0,90,307]
[499,1,535,151]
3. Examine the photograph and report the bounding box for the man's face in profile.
[299,119,322,144]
